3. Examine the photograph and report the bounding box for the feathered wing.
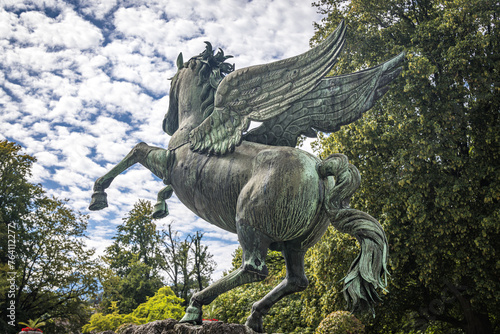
[244,51,406,147]
[189,21,347,155]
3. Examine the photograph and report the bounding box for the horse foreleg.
[180,222,272,326]
[245,247,308,332]
[89,142,166,211]
[152,185,173,219]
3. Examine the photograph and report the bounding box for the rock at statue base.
[102,319,261,334]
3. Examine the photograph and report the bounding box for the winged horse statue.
[89,21,404,332]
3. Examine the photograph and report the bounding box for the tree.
[0,140,42,227]
[161,224,182,298]
[0,140,102,334]
[104,200,164,277]
[99,256,164,314]
[310,0,499,332]
[100,204,215,312]
[15,198,101,333]
[100,200,164,314]
[160,224,216,304]
[191,231,215,291]
[131,286,184,322]
[176,239,194,304]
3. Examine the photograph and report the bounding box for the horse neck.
[168,116,199,150]
[169,70,207,149]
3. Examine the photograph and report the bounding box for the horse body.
[170,141,329,248]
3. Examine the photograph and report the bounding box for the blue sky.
[0,0,323,279]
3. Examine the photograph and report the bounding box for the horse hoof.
[179,305,202,325]
[89,191,108,211]
[245,313,264,333]
[152,201,169,219]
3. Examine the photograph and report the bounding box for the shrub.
[315,311,365,334]
[82,287,184,333]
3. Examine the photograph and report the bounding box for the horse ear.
[176,52,184,70]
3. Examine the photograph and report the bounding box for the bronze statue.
[89,21,404,332]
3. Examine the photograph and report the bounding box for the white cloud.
[84,233,114,261]
[35,150,59,165]
[114,6,187,46]
[0,8,16,39]
[79,0,118,21]
[19,9,103,50]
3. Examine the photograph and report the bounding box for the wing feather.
[245,51,405,146]
[190,21,347,155]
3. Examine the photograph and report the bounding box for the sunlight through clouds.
[1,0,322,279]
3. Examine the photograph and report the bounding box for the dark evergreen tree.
[310,0,499,332]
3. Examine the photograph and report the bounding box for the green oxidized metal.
[89,21,404,333]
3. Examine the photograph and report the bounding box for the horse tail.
[317,153,389,314]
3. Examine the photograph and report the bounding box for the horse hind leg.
[245,246,308,333]
[180,221,272,326]
[89,142,168,211]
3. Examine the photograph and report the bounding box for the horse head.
[163,44,234,136]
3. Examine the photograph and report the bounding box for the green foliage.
[13,193,100,334]
[82,301,144,333]
[314,311,365,334]
[100,256,164,314]
[264,295,315,334]
[301,226,360,328]
[311,0,499,332]
[211,283,268,325]
[105,200,164,277]
[100,201,165,314]
[18,318,46,329]
[0,140,101,334]
[131,286,184,322]
[228,247,285,277]
[82,287,184,333]
[201,302,220,320]
[0,140,42,226]
[99,203,215,316]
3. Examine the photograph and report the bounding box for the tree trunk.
[463,312,493,334]
[452,284,494,334]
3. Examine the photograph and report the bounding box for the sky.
[0,0,324,280]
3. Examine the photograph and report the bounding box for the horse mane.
[164,43,234,135]
[187,43,234,120]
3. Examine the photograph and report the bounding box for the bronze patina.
[89,21,404,332]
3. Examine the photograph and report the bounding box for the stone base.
[104,319,260,334]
